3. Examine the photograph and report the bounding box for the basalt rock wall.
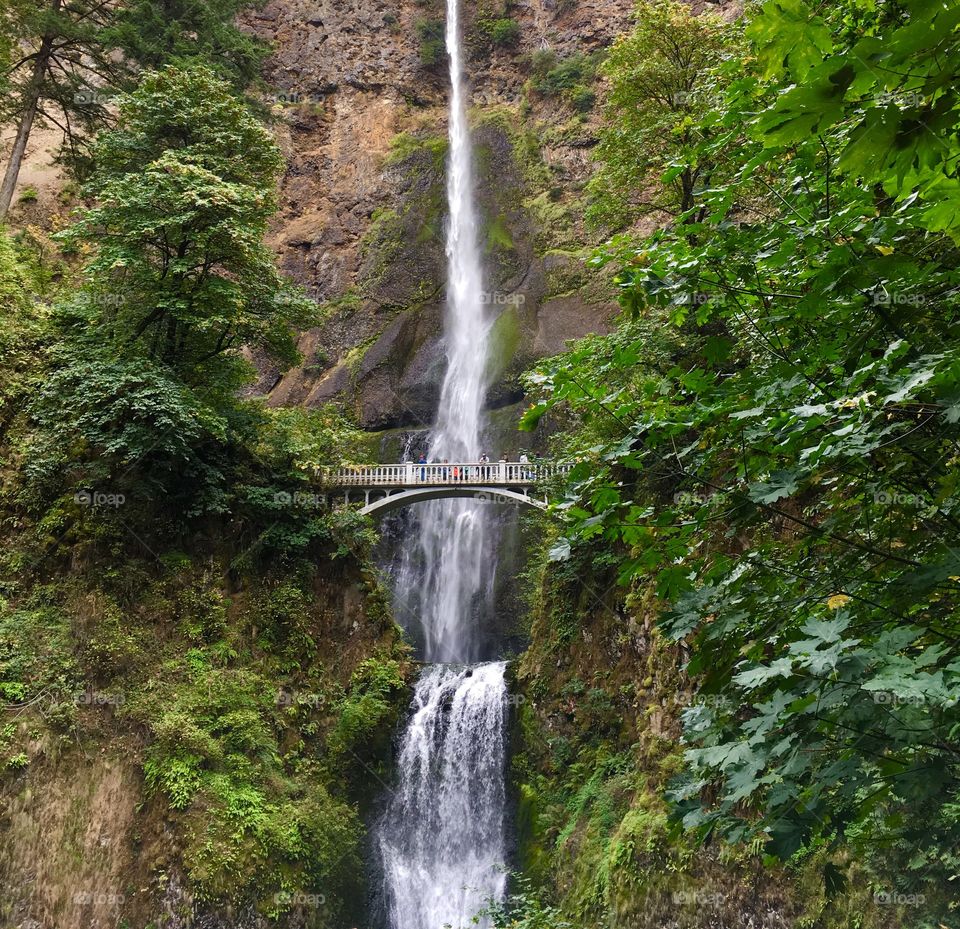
[245,0,640,438]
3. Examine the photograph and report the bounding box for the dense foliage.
[61,66,309,381]
[17,67,324,519]
[0,0,266,214]
[0,62,388,923]
[524,0,960,923]
[588,0,734,229]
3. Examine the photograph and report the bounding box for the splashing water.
[376,1,510,927]
[377,664,509,929]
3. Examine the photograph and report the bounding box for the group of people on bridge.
[414,453,533,482]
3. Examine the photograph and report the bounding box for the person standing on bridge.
[479,453,489,480]
[418,454,427,481]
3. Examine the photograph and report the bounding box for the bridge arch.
[358,486,546,516]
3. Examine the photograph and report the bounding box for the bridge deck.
[322,461,564,490]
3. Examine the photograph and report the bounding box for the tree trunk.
[0,0,62,220]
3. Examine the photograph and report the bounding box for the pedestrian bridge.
[320,462,568,516]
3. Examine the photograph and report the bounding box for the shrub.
[532,53,589,93]
[569,84,596,112]
[529,51,603,111]
[529,48,558,79]
[483,17,521,47]
[415,17,446,66]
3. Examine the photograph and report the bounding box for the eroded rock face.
[246,0,637,433]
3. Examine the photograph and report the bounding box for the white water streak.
[392,0,495,664]
[377,3,509,928]
[378,664,509,929]
[432,0,490,462]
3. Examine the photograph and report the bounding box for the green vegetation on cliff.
[3,0,960,927]
[514,0,960,927]
[0,65,409,925]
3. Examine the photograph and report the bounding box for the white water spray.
[376,2,509,927]
[377,664,509,929]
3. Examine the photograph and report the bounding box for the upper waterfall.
[388,0,498,665]
[431,0,491,464]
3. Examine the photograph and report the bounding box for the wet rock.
[243,0,685,433]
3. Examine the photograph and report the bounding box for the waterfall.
[433,0,489,464]
[377,665,509,929]
[389,0,496,664]
[375,1,510,927]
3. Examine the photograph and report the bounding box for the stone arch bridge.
[319,462,568,516]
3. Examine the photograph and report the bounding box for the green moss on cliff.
[507,540,802,928]
[486,305,523,383]
[486,213,515,252]
[385,131,448,171]
[360,134,446,305]
[1,535,411,924]
[473,105,553,195]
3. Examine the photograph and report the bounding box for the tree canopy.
[0,0,267,216]
[58,65,310,384]
[525,0,960,917]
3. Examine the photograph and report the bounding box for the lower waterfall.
[376,663,509,929]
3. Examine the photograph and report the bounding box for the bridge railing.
[321,462,568,488]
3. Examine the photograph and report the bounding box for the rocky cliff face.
[245,0,637,441]
[0,555,408,929]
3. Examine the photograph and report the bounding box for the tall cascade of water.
[377,664,508,929]
[375,0,509,926]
